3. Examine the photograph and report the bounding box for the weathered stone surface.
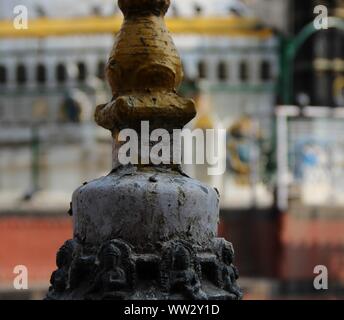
[73,166,219,250]
[46,238,242,300]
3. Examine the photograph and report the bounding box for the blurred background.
[0,0,344,299]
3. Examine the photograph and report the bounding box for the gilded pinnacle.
[95,0,196,131]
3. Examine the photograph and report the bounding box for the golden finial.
[95,0,196,131]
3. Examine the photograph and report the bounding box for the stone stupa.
[46,0,242,300]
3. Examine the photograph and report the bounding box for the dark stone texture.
[46,238,242,300]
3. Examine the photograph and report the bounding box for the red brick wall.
[280,213,344,282]
[219,211,344,283]
[219,210,281,278]
[0,217,72,286]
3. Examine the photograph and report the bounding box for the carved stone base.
[46,238,242,300]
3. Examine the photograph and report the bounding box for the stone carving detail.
[47,238,242,300]
[212,238,243,300]
[87,240,136,300]
[68,245,97,291]
[48,240,78,294]
[160,240,207,300]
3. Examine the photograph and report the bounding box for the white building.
[0,0,253,19]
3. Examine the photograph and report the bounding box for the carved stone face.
[104,254,119,270]
[172,246,191,271]
[56,250,67,268]
[101,245,121,270]
[56,241,75,268]
[222,245,234,265]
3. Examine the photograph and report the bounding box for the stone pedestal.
[46,0,242,301]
